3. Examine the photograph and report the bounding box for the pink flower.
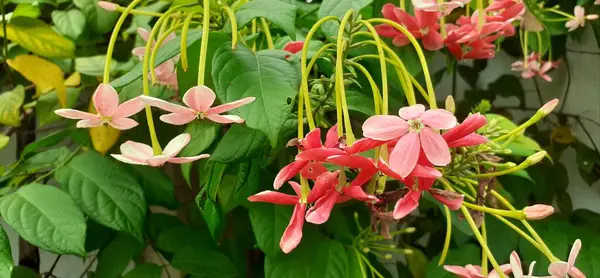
[523,204,554,220]
[247,172,335,253]
[375,4,444,51]
[111,133,210,167]
[444,263,512,278]
[362,104,457,178]
[486,0,525,22]
[283,41,304,54]
[132,28,179,90]
[412,0,471,15]
[566,6,598,32]
[512,53,557,82]
[442,113,488,148]
[510,251,540,278]
[140,85,255,125]
[97,1,118,11]
[548,239,586,278]
[55,84,145,130]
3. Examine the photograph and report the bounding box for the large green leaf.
[179,121,220,184]
[234,0,297,38]
[0,85,25,127]
[19,129,71,159]
[129,166,178,209]
[426,244,481,278]
[51,9,86,40]
[1,147,70,183]
[176,32,230,93]
[123,264,163,278]
[248,203,293,257]
[0,17,75,58]
[0,225,12,276]
[318,0,373,39]
[0,183,86,255]
[484,114,542,156]
[211,125,267,163]
[171,248,238,278]
[55,151,147,241]
[155,225,215,255]
[95,233,143,278]
[211,44,301,146]
[74,0,118,34]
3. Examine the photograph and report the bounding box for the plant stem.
[335,10,355,143]
[180,11,200,71]
[481,215,488,275]
[222,6,238,50]
[559,56,571,113]
[44,255,62,278]
[260,18,274,49]
[150,23,186,83]
[438,205,452,265]
[197,0,211,86]
[532,77,544,107]
[462,202,526,219]
[358,20,388,115]
[460,206,506,277]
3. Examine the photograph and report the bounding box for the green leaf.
[0,134,9,151]
[36,87,82,127]
[426,244,481,278]
[234,0,298,38]
[346,90,376,117]
[0,225,13,276]
[129,166,178,209]
[518,221,570,272]
[8,0,55,6]
[51,10,86,40]
[12,4,41,18]
[55,151,147,241]
[318,0,373,39]
[123,264,163,278]
[484,114,542,156]
[0,17,75,58]
[201,198,224,241]
[407,247,428,278]
[0,85,25,127]
[0,183,86,255]
[85,218,116,252]
[176,32,230,93]
[19,129,71,159]
[74,0,118,34]
[10,266,39,278]
[145,213,184,242]
[486,216,518,262]
[2,147,70,183]
[75,55,125,77]
[523,0,569,35]
[218,160,261,212]
[179,121,220,184]
[211,125,267,163]
[249,203,292,257]
[211,44,301,146]
[171,247,238,278]
[95,233,143,278]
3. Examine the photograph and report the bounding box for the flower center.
[196,111,207,120]
[100,115,112,125]
[420,27,429,35]
[408,119,424,133]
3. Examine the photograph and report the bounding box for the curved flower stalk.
[111,133,209,167]
[140,86,255,125]
[55,84,145,129]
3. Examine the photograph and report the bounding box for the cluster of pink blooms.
[248,104,490,253]
[511,53,560,82]
[133,28,179,90]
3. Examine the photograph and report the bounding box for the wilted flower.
[111,133,210,166]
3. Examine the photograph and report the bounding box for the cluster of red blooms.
[248,105,489,253]
[375,0,525,60]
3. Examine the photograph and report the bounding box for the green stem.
[260,18,274,49]
[103,0,143,83]
[197,0,211,86]
[180,11,200,71]
[481,215,488,275]
[348,61,381,115]
[251,19,257,51]
[150,23,186,83]
[335,10,355,143]
[462,202,527,219]
[438,205,452,266]
[358,20,388,115]
[545,8,576,19]
[476,0,485,31]
[222,6,238,50]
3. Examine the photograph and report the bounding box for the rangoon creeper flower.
[412,0,471,15]
[97,1,117,11]
[485,0,526,22]
[133,28,179,90]
[566,6,599,32]
[510,251,539,278]
[283,41,304,54]
[140,85,255,125]
[523,204,554,220]
[444,263,512,278]
[511,53,560,82]
[55,84,145,130]
[375,4,444,51]
[111,133,210,167]
[442,113,488,148]
[362,104,457,178]
[548,239,586,278]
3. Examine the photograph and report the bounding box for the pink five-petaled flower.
[247,172,336,253]
[444,263,512,278]
[511,53,558,82]
[548,239,586,278]
[132,28,179,90]
[566,6,599,32]
[510,251,540,278]
[375,4,444,51]
[362,104,457,178]
[485,0,526,22]
[378,157,464,219]
[111,133,210,167]
[55,84,145,130]
[442,113,488,148]
[139,85,255,125]
[412,0,471,15]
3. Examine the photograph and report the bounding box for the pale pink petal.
[574,6,585,21]
[447,133,488,148]
[159,113,197,125]
[443,265,471,278]
[429,188,463,210]
[422,31,444,51]
[76,119,103,128]
[54,109,98,120]
[111,154,147,165]
[146,155,171,167]
[420,109,457,129]
[108,118,139,130]
[163,32,176,44]
[523,204,554,220]
[139,96,193,114]
[295,148,346,162]
[206,97,256,114]
[274,161,308,189]
[568,239,582,268]
[389,132,420,178]
[343,138,386,155]
[289,181,302,197]
[113,97,146,119]
[411,164,442,179]
[510,251,523,278]
[120,141,154,160]
[362,115,409,141]
[163,133,191,157]
[488,264,513,278]
[205,114,244,124]
[137,27,151,42]
[324,124,339,148]
[307,171,339,203]
[93,84,119,117]
[569,266,586,278]
[393,191,420,219]
[167,154,210,164]
[132,47,146,58]
[465,265,485,277]
[420,128,451,166]
[182,86,216,112]
[342,186,378,202]
[548,262,570,277]
[300,161,328,180]
[566,20,579,31]
[399,104,425,120]
[540,74,553,82]
[301,128,323,149]
[412,0,438,11]
[305,191,339,224]
[280,203,306,253]
[247,190,299,205]
[521,70,536,79]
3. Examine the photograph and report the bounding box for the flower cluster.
[511,53,560,82]
[133,28,179,90]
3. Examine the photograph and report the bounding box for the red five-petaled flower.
[375,3,444,51]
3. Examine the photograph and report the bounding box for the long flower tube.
[150,23,186,84]
[222,6,238,51]
[357,20,389,115]
[197,0,211,86]
[180,11,200,71]
[335,10,356,143]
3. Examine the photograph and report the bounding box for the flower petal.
[362,115,409,141]
[206,97,255,114]
[420,109,457,129]
[120,141,154,160]
[247,190,299,205]
[350,166,378,187]
[382,3,400,22]
[307,171,339,203]
[420,128,451,166]
[139,96,193,114]
[274,160,308,189]
[112,97,146,119]
[510,251,523,278]
[137,27,151,42]
[442,113,487,142]
[111,154,147,165]
[163,133,191,157]
[399,104,425,120]
[378,159,404,181]
[182,86,216,112]
[375,24,401,38]
[326,155,375,170]
[394,7,420,30]
[55,109,98,120]
[93,84,119,117]
[393,191,420,219]
[300,161,328,180]
[159,113,197,125]
[295,148,346,162]
[205,114,244,124]
[342,186,378,202]
[422,31,444,51]
[548,262,570,277]
[447,133,488,148]
[283,41,304,54]
[76,119,103,128]
[568,266,586,278]
[146,155,171,167]
[389,132,420,178]
[343,138,386,155]
[568,239,582,268]
[168,154,211,164]
[324,124,339,148]
[305,191,339,224]
[108,118,139,130]
[132,46,146,58]
[429,188,463,210]
[443,265,471,277]
[411,164,442,179]
[280,203,306,254]
[301,128,323,150]
[415,9,440,29]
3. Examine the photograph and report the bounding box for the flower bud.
[97,1,118,11]
[524,204,554,220]
[445,96,455,114]
[538,98,559,116]
[526,151,547,165]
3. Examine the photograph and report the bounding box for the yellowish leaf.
[64,72,81,87]
[0,17,75,58]
[88,100,120,155]
[0,85,26,127]
[0,134,10,151]
[7,55,67,108]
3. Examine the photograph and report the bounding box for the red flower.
[375,4,444,51]
[283,41,304,54]
[442,113,488,148]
